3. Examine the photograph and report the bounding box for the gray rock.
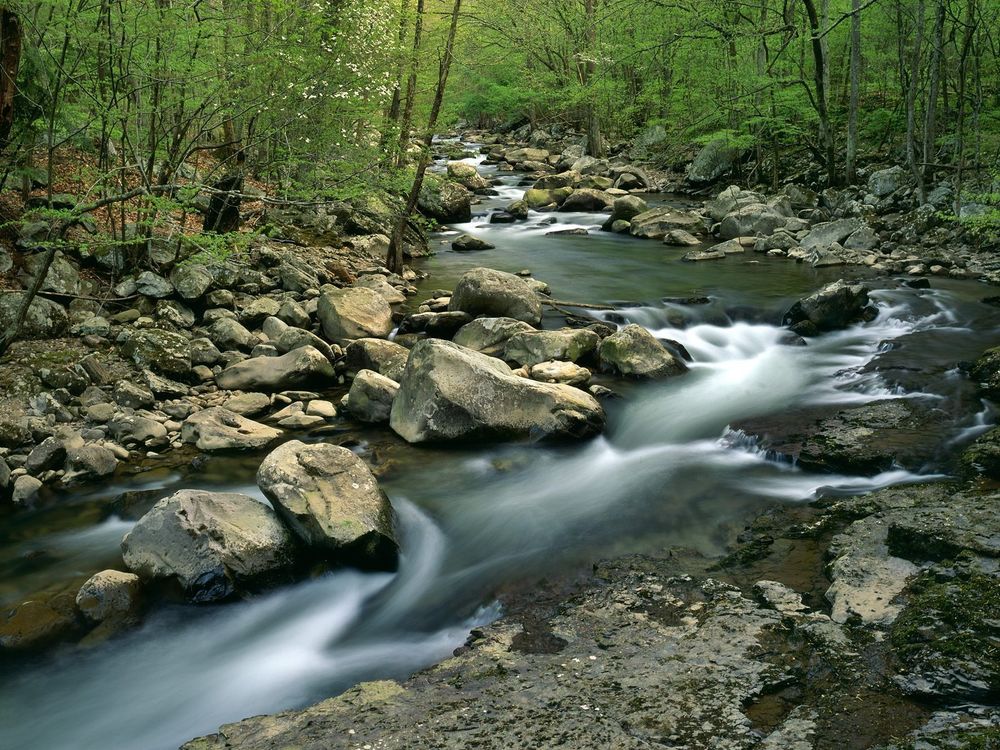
[628,208,701,240]
[238,298,282,327]
[109,414,168,445]
[417,178,473,223]
[687,138,741,184]
[12,475,43,505]
[273,327,340,366]
[64,444,118,481]
[799,219,863,250]
[610,195,648,222]
[75,570,141,623]
[503,329,600,367]
[121,489,295,602]
[318,287,394,341]
[868,166,907,198]
[208,317,255,352]
[256,440,396,565]
[453,234,496,252]
[570,155,609,175]
[344,338,410,382]
[0,293,68,339]
[25,436,67,473]
[718,204,786,240]
[453,317,537,357]
[353,276,406,305]
[783,279,873,335]
[135,271,174,298]
[447,161,490,191]
[181,407,282,452]
[170,264,213,299]
[20,250,81,295]
[276,300,310,329]
[122,329,191,379]
[560,188,612,212]
[155,300,197,329]
[223,392,271,417]
[599,324,687,379]
[189,337,223,367]
[528,361,591,386]
[389,339,605,443]
[216,346,334,392]
[114,381,155,409]
[448,268,543,325]
[345,370,399,423]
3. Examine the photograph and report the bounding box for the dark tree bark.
[846,0,862,184]
[0,6,21,149]
[203,172,244,233]
[802,0,836,186]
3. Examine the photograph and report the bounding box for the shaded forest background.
[0,0,997,270]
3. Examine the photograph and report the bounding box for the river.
[2,152,998,750]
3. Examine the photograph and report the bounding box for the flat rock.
[181,407,282,452]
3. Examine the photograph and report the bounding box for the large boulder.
[216,346,335,391]
[0,292,68,339]
[344,369,399,423]
[799,219,863,250]
[389,339,605,443]
[610,195,648,223]
[318,287,394,341]
[208,317,255,351]
[453,317,537,357]
[628,208,702,240]
[686,138,741,185]
[447,161,490,191]
[417,177,473,223]
[448,268,543,325]
[783,280,875,335]
[718,204,787,240]
[868,166,908,198]
[256,440,397,567]
[505,147,549,165]
[344,338,410,381]
[75,570,141,624]
[560,188,613,212]
[599,324,687,378]
[503,329,600,367]
[20,250,81,296]
[181,407,282,452]
[121,489,295,602]
[170,264,213,300]
[122,329,191,379]
[524,187,572,209]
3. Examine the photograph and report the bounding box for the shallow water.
[3,154,1000,750]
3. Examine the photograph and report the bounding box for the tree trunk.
[801,0,836,186]
[387,0,463,273]
[921,0,945,200]
[905,0,926,200]
[0,7,21,150]
[395,0,424,169]
[583,0,604,157]
[846,0,861,184]
[952,0,978,217]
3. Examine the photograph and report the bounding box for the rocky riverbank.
[183,479,999,750]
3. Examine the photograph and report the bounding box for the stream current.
[3,153,1000,750]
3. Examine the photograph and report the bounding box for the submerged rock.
[122,489,296,602]
[389,339,605,443]
[256,440,397,568]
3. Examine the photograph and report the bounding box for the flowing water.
[3,153,1000,750]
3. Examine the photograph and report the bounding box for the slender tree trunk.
[905,0,926,200]
[846,0,862,183]
[583,0,603,157]
[953,0,978,217]
[802,0,836,185]
[0,7,21,150]
[387,0,462,273]
[921,0,945,200]
[395,0,424,169]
